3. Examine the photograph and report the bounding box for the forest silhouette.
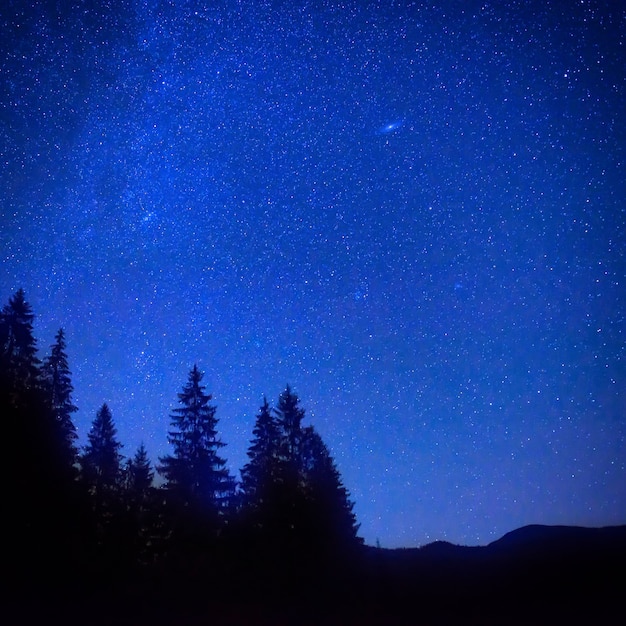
[3,288,624,625]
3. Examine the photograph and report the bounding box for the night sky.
[2,0,625,548]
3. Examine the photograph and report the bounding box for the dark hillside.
[7,522,626,625]
[352,524,626,625]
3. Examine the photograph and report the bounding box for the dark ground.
[8,524,625,625]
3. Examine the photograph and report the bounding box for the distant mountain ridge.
[11,521,626,625]
[487,522,626,550]
[357,524,626,624]
[381,522,626,552]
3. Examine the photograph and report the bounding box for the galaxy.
[377,119,404,134]
[1,0,624,548]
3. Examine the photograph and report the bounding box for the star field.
[1,0,625,547]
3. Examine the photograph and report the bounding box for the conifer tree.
[240,397,280,511]
[158,365,234,516]
[41,328,78,469]
[248,385,361,550]
[80,403,124,507]
[125,442,154,499]
[269,385,308,538]
[274,384,305,463]
[2,290,49,542]
[0,288,41,398]
[300,426,361,547]
[1,293,86,584]
[121,442,158,560]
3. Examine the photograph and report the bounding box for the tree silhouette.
[41,328,79,471]
[80,403,124,510]
[300,426,361,549]
[1,288,368,613]
[0,290,58,517]
[0,288,41,400]
[245,385,361,554]
[275,384,305,463]
[158,365,235,520]
[240,396,280,512]
[121,443,159,564]
[263,385,308,546]
[124,442,154,500]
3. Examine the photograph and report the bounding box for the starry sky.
[1,0,625,548]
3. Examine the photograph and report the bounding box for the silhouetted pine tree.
[275,384,305,463]
[41,328,78,471]
[158,365,235,520]
[121,443,159,563]
[1,290,51,512]
[248,385,361,554]
[124,442,154,499]
[262,385,308,545]
[240,397,280,512]
[1,292,90,591]
[0,288,41,400]
[300,426,361,549]
[80,403,124,512]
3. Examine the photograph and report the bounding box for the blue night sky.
[1,0,624,548]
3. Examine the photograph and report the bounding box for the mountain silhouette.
[9,522,626,625]
[351,524,626,625]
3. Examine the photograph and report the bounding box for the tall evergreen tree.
[120,443,160,564]
[41,328,78,469]
[158,365,234,516]
[80,403,124,507]
[246,385,361,550]
[300,426,361,547]
[0,291,64,539]
[240,397,280,511]
[1,294,88,600]
[0,288,41,398]
[270,386,307,537]
[2,290,50,544]
[274,384,305,463]
[124,442,154,500]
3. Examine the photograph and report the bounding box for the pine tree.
[300,426,361,547]
[80,403,123,508]
[274,384,305,463]
[1,294,87,591]
[2,290,51,543]
[267,385,307,540]
[0,288,41,399]
[158,365,234,517]
[248,385,361,551]
[124,442,154,502]
[0,291,63,534]
[240,397,280,511]
[121,442,158,561]
[41,328,78,470]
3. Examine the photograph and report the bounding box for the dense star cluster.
[1,0,624,547]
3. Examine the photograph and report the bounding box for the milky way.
[1,0,625,547]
